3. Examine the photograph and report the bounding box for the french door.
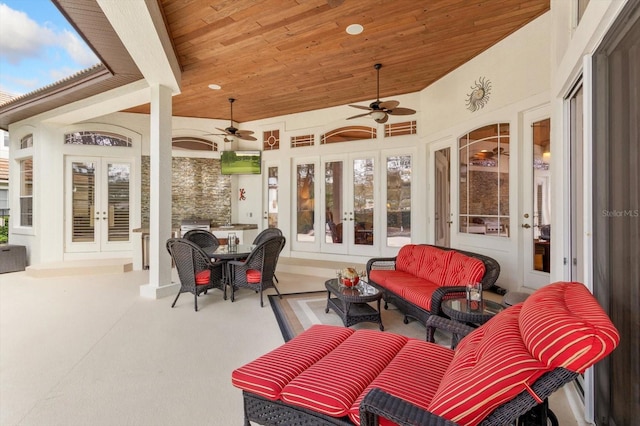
[521,108,552,290]
[65,156,133,253]
[294,151,413,256]
[320,152,379,256]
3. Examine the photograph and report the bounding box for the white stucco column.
[140,84,178,298]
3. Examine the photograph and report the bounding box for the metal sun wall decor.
[465,77,492,112]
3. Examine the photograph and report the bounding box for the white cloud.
[56,28,99,67]
[0,3,54,64]
[0,3,98,67]
[0,74,40,96]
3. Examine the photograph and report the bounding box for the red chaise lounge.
[232,281,619,426]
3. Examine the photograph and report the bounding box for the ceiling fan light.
[371,111,386,121]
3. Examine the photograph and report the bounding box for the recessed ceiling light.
[208,84,221,90]
[346,24,363,35]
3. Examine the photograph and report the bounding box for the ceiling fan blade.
[215,127,231,135]
[378,100,400,110]
[347,112,372,120]
[237,134,257,141]
[348,104,373,111]
[235,129,255,136]
[387,107,416,116]
[374,113,389,124]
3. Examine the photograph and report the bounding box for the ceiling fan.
[210,98,257,142]
[346,63,416,124]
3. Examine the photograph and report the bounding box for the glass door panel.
[264,165,279,228]
[385,154,412,247]
[532,119,551,273]
[352,157,375,247]
[106,162,130,243]
[71,161,97,244]
[296,162,316,243]
[324,160,344,251]
[434,147,451,247]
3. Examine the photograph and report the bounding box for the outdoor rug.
[269,291,450,345]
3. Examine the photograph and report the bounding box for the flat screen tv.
[220,150,262,175]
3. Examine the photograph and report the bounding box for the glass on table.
[466,282,483,310]
[227,232,237,253]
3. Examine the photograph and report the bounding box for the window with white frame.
[1,129,8,148]
[19,157,33,227]
[459,123,510,237]
[0,189,8,209]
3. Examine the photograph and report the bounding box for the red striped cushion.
[428,306,549,426]
[442,252,485,287]
[348,340,454,425]
[415,246,453,286]
[231,325,353,400]
[520,281,620,373]
[399,284,438,311]
[194,269,210,285]
[246,269,261,283]
[369,269,398,285]
[382,275,434,296]
[281,330,409,417]
[395,244,426,275]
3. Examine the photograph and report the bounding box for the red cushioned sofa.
[366,244,500,340]
[232,282,619,426]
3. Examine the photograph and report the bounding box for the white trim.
[96,0,180,92]
[582,51,597,426]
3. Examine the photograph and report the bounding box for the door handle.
[521,223,531,229]
[446,221,453,224]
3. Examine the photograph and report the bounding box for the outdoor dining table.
[211,244,254,299]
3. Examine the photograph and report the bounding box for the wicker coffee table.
[325,278,384,330]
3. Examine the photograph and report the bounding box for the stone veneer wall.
[141,156,231,228]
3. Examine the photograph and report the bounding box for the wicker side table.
[441,298,504,348]
[325,278,384,330]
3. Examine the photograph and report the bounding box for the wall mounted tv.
[220,150,262,175]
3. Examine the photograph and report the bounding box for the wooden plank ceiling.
[124,0,549,122]
[123,0,549,123]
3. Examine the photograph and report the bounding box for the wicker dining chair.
[228,235,285,307]
[252,228,283,283]
[166,238,225,311]
[252,227,283,245]
[183,229,220,257]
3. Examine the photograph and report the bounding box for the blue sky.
[0,0,99,97]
